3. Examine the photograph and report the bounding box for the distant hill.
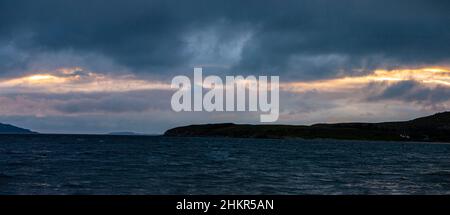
[107,132,146,136]
[0,123,36,134]
[164,112,450,142]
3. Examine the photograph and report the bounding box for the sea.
[1,134,450,194]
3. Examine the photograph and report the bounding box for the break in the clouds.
[0,0,450,133]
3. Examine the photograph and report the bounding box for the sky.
[0,0,450,134]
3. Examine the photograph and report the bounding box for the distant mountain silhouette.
[107,132,146,136]
[0,123,35,134]
[164,112,450,142]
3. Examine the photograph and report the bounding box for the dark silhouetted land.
[0,123,35,134]
[164,112,450,142]
[107,132,146,136]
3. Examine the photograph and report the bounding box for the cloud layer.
[2,0,450,78]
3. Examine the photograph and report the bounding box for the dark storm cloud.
[1,0,450,79]
[367,81,450,106]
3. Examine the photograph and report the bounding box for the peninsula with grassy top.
[164,112,450,142]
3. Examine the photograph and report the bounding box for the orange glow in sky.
[282,67,450,93]
[1,66,449,94]
[0,67,171,93]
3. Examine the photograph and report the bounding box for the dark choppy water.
[1,134,450,194]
